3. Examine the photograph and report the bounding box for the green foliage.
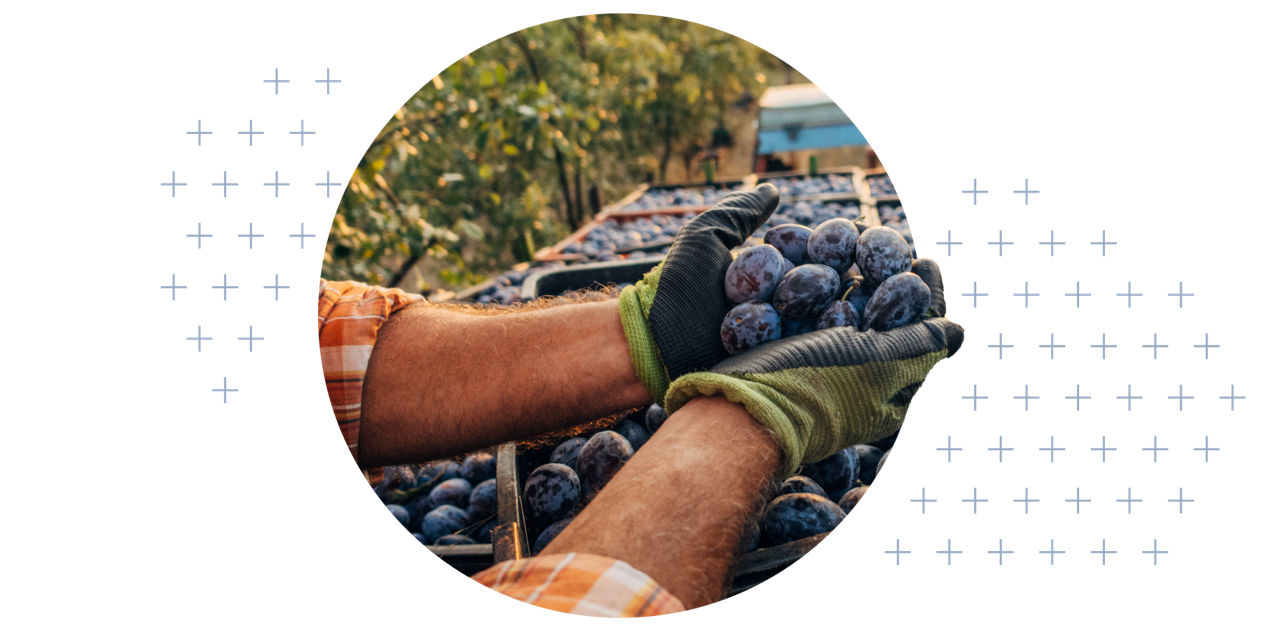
[323,15,790,292]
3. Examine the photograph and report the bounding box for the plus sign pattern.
[157,67,342,405]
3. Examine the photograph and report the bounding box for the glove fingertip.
[928,318,964,357]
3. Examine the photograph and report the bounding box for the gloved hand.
[618,183,781,405]
[663,258,962,475]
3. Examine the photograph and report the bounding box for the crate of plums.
[864,166,898,200]
[755,167,867,202]
[605,177,755,214]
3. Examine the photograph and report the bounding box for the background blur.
[323,15,881,295]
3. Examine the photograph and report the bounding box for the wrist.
[617,285,671,404]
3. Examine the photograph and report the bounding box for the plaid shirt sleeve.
[472,552,686,617]
[317,279,427,460]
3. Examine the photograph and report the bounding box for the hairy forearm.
[543,396,782,608]
[358,299,651,468]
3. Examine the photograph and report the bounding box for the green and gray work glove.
[664,259,963,475]
[618,183,781,405]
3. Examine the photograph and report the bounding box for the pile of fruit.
[867,173,897,198]
[618,184,741,211]
[560,212,695,259]
[378,452,499,546]
[759,173,856,198]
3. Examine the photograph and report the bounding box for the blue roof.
[757,122,867,154]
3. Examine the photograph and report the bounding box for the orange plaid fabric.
[473,552,685,617]
[317,279,427,459]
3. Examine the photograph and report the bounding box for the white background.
[2,1,1277,632]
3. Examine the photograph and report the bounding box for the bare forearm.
[359,299,650,468]
[543,396,782,608]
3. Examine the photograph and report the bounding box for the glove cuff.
[618,285,670,405]
[665,372,807,476]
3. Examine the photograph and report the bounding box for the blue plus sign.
[961,487,988,514]
[238,119,264,146]
[290,119,316,146]
[316,170,342,198]
[1091,230,1117,256]
[1117,384,1143,411]
[1014,487,1040,514]
[989,435,1014,462]
[1117,281,1142,308]
[988,333,1013,359]
[885,539,910,565]
[1116,487,1143,514]
[936,539,962,565]
[161,274,186,300]
[910,487,937,514]
[1013,385,1039,411]
[962,384,988,411]
[1065,488,1091,514]
[988,539,1013,565]
[936,435,963,462]
[186,119,212,146]
[316,67,342,94]
[213,171,239,197]
[1039,539,1065,565]
[1039,436,1065,462]
[1013,178,1040,205]
[1168,384,1194,411]
[238,223,264,249]
[1168,488,1194,514]
[1142,436,1168,463]
[1091,333,1117,360]
[988,230,1013,257]
[962,178,988,205]
[1040,229,1065,256]
[238,325,265,352]
[1142,539,1168,565]
[264,274,290,301]
[264,67,289,94]
[186,325,212,352]
[1168,281,1194,308]
[1193,333,1219,360]
[161,171,187,197]
[1013,281,1039,308]
[1193,436,1219,462]
[212,274,238,301]
[1040,333,1065,360]
[213,376,239,403]
[1141,333,1168,360]
[1091,539,1116,565]
[186,222,212,249]
[1065,281,1091,308]
[263,171,290,197]
[289,222,317,248]
[936,230,962,256]
[1219,384,1245,411]
[962,281,988,308]
[1091,435,1116,462]
[1065,384,1091,410]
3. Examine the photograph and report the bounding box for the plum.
[523,463,581,522]
[434,534,476,546]
[764,224,813,264]
[533,518,574,554]
[416,460,462,487]
[816,300,860,330]
[724,244,789,304]
[467,478,497,522]
[806,218,859,272]
[386,504,410,528]
[549,437,588,472]
[863,272,931,331]
[773,264,841,319]
[800,449,858,499]
[577,431,634,496]
[721,301,783,354]
[420,505,469,544]
[460,452,496,483]
[761,493,846,545]
[855,227,913,289]
[644,404,668,435]
[838,486,869,513]
[782,317,818,337]
[852,445,885,485]
[777,475,827,497]
[426,478,473,510]
[615,420,650,452]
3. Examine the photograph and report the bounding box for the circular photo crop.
[320,14,938,617]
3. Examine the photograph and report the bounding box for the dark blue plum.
[549,437,588,472]
[577,431,634,496]
[467,478,497,522]
[806,218,859,272]
[615,420,650,452]
[721,301,782,354]
[381,465,417,491]
[816,300,860,330]
[420,505,470,544]
[777,475,826,497]
[476,519,497,544]
[763,224,813,264]
[761,493,846,544]
[844,285,872,316]
[644,404,668,435]
[724,244,789,304]
[855,227,913,289]
[852,445,885,485]
[863,272,931,331]
[460,451,496,483]
[426,478,473,510]
[534,517,574,554]
[838,486,869,514]
[773,264,841,319]
[386,504,410,528]
[800,449,858,499]
[523,463,581,521]
[781,317,817,337]
[416,460,462,487]
[434,534,477,546]
[411,532,427,544]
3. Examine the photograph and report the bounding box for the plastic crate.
[521,256,663,300]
